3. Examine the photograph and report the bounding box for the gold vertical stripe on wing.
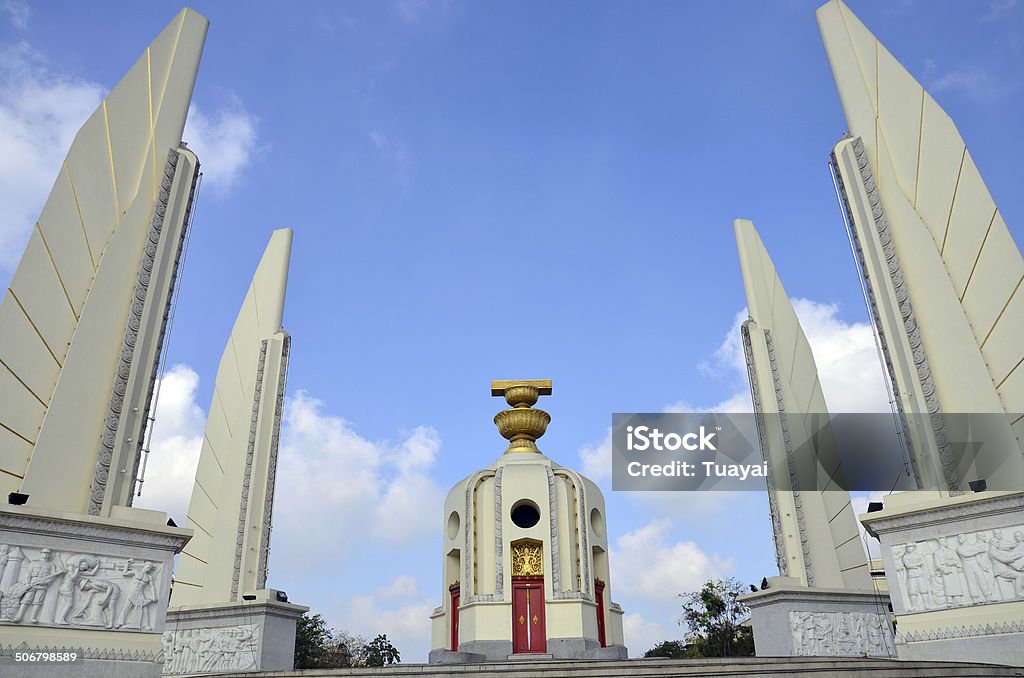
[8,290,61,368]
[148,47,157,201]
[0,420,35,448]
[913,88,924,209]
[0,465,26,480]
[0,357,47,408]
[940,148,967,257]
[958,209,998,303]
[34,223,79,322]
[63,163,96,272]
[980,274,1024,350]
[995,355,1024,392]
[102,101,121,220]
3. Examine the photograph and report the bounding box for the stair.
[207,656,1024,678]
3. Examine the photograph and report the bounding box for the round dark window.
[511,500,540,529]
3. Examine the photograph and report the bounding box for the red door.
[512,576,546,653]
[594,579,607,648]
[449,583,460,650]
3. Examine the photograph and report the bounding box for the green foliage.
[294,613,402,669]
[294,612,335,669]
[678,578,755,658]
[643,639,687,658]
[362,634,401,667]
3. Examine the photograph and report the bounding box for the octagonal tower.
[429,380,627,663]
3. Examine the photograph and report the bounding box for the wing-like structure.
[736,219,871,589]
[819,0,1024,491]
[0,9,208,515]
[172,229,293,606]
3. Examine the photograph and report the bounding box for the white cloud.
[695,300,890,414]
[332,588,435,661]
[134,364,207,524]
[610,520,733,611]
[183,101,259,195]
[1,0,29,30]
[791,299,889,412]
[138,377,444,576]
[983,0,1018,21]
[697,308,749,381]
[271,391,445,572]
[393,0,454,24]
[579,428,613,482]
[0,42,103,269]
[369,130,413,188]
[622,612,672,655]
[376,575,422,601]
[925,63,1013,103]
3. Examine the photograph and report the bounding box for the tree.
[361,634,401,667]
[294,615,403,669]
[678,578,754,658]
[644,640,687,658]
[294,613,334,669]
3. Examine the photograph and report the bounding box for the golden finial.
[491,380,552,454]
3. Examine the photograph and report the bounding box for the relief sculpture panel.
[788,610,894,657]
[0,543,163,631]
[162,624,260,675]
[890,525,1024,613]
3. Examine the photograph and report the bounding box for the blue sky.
[1,0,1022,660]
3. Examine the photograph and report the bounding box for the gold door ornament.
[511,542,543,576]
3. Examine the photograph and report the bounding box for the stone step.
[213,657,1024,678]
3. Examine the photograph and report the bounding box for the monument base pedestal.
[0,505,191,678]
[861,491,1024,667]
[741,578,894,658]
[163,589,307,675]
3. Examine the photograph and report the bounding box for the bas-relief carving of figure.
[890,544,907,606]
[932,537,964,607]
[789,612,892,657]
[837,614,857,655]
[988,528,1024,599]
[55,555,100,624]
[12,548,60,623]
[814,613,833,655]
[902,543,931,611]
[0,544,170,632]
[118,559,158,630]
[72,577,119,628]
[790,615,803,654]
[802,611,818,655]
[957,533,996,603]
[163,625,259,675]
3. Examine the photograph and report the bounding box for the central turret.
[428,380,628,663]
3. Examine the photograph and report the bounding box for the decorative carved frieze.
[162,623,260,675]
[257,333,290,589]
[0,543,164,632]
[232,339,268,600]
[741,320,788,577]
[898,619,1024,644]
[831,137,957,491]
[889,525,1024,613]
[765,330,814,586]
[789,610,894,657]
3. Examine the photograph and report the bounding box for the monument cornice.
[0,508,191,552]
